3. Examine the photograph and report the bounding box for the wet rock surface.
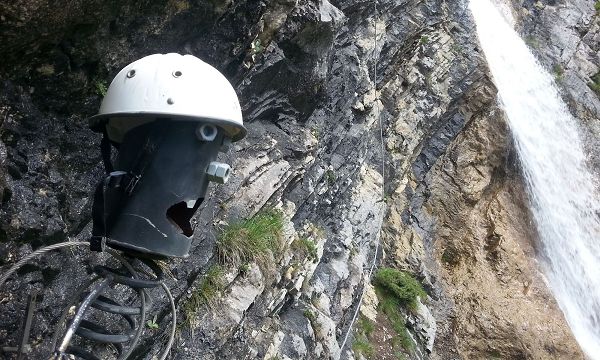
[0,0,587,359]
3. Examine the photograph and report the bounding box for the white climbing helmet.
[89,53,246,142]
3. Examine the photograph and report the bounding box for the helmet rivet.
[127,69,136,78]
[167,98,174,105]
[172,70,182,78]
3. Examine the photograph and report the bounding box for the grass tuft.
[352,338,375,359]
[292,237,319,262]
[353,314,375,358]
[181,265,225,329]
[216,209,285,270]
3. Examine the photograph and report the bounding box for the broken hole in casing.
[166,199,203,237]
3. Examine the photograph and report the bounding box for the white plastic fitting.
[197,124,218,142]
[207,162,231,184]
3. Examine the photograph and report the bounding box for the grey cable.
[0,241,89,287]
[0,241,176,360]
[338,0,384,354]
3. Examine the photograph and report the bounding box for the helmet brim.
[88,112,247,142]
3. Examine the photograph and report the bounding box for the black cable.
[0,241,177,360]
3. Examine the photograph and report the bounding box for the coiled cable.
[0,241,176,360]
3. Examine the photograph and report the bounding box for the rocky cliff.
[0,0,590,359]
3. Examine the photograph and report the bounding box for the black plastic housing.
[91,120,224,258]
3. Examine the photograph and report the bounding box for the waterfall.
[469,0,600,357]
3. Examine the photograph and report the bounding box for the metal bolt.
[172,70,182,78]
[206,162,231,184]
[167,98,174,105]
[127,69,136,78]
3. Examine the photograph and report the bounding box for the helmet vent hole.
[127,69,136,78]
[166,199,203,237]
[173,70,183,78]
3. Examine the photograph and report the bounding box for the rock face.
[0,0,589,359]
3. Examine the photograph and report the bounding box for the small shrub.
[419,35,429,45]
[373,268,425,352]
[216,210,284,270]
[373,268,426,310]
[595,1,600,13]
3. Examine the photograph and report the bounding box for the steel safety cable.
[338,0,385,354]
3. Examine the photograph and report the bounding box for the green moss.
[595,1,600,13]
[216,209,284,270]
[419,35,429,45]
[181,265,225,328]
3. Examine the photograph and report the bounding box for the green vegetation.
[95,80,108,97]
[595,1,600,13]
[372,268,426,353]
[181,265,225,328]
[146,316,159,330]
[303,309,316,323]
[419,35,429,45]
[216,209,284,270]
[181,210,286,330]
[441,246,460,267]
[238,262,251,275]
[352,338,375,359]
[353,315,375,359]
[325,169,336,185]
[292,237,318,262]
[589,71,600,95]
[373,268,426,311]
[552,64,564,80]
[524,36,540,49]
[304,308,322,334]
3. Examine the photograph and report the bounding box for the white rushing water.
[469,0,600,357]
